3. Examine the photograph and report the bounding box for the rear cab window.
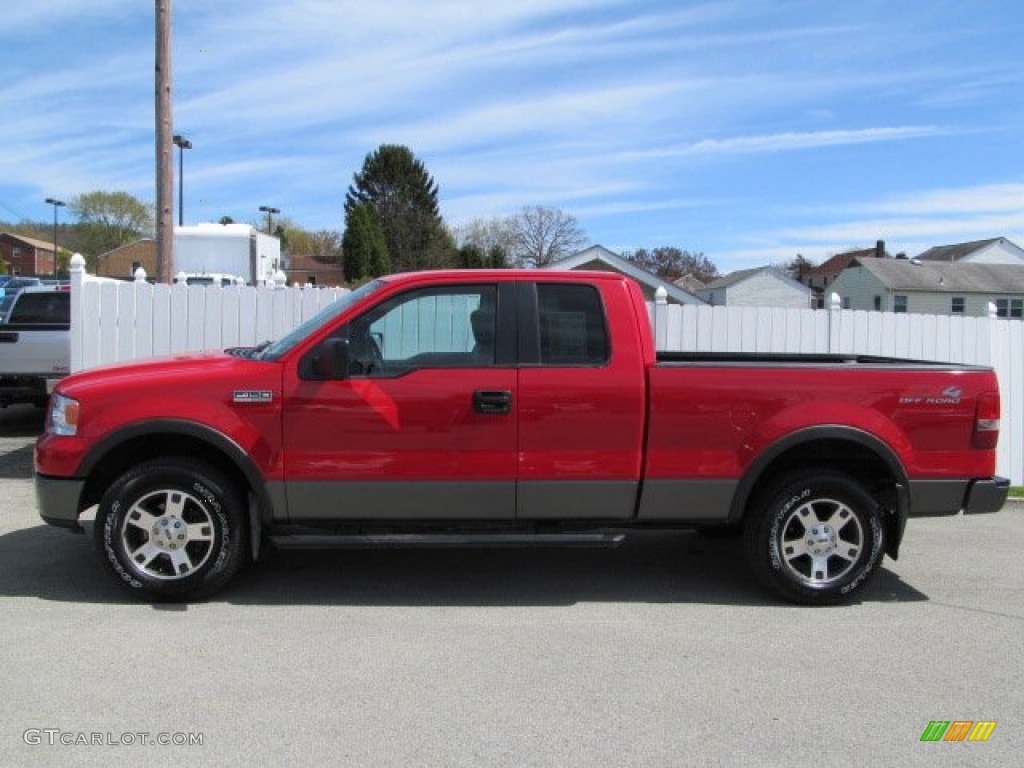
[536,283,609,366]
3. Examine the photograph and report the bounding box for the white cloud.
[617,126,948,162]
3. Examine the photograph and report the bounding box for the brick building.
[96,239,157,279]
[0,232,57,276]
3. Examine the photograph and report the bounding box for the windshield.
[258,280,384,360]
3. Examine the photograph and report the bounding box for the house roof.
[850,258,1024,293]
[807,248,878,278]
[1,232,56,251]
[98,238,156,260]
[545,245,705,305]
[287,253,343,272]
[702,266,810,295]
[674,274,706,292]
[915,238,1006,262]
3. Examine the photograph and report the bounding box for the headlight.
[47,394,80,436]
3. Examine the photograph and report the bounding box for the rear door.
[281,280,519,521]
[515,279,647,519]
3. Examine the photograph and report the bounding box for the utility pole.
[155,0,174,283]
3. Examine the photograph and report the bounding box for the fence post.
[828,291,841,353]
[988,301,998,319]
[69,253,86,373]
[134,267,148,283]
[654,286,668,350]
[273,269,287,289]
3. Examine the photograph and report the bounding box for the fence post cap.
[174,271,187,284]
[70,253,86,271]
[987,301,998,318]
[273,270,287,288]
[655,286,668,305]
[829,292,841,310]
[134,266,148,283]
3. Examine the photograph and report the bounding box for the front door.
[281,282,518,521]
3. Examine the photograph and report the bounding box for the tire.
[94,458,247,600]
[744,470,885,605]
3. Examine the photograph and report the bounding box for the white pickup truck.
[0,285,70,407]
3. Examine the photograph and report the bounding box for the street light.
[172,134,192,227]
[44,197,66,279]
[259,205,280,234]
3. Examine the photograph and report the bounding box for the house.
[0,232,58,276]
[544,245,704,305]
[673,274,706,294]
[803,240,887,307]
[916,237,1024,265]
[285,253,345,286]
[697,266,813,308]
[830,258,1024,317]
[96,239,157,279]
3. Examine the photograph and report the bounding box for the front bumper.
[35,474,86,531]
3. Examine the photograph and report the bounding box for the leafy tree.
[508,206,588,267]
[344,144,451,272]
[626,247,718,284]
[70,190,153,269]
[218,215,235,225]
[342,202,390,281]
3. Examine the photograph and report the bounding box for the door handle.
[473,390,512,415]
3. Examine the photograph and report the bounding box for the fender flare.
[79,419,276,560]
[730,425,910,557]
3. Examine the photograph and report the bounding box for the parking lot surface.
[1,404,1020,767]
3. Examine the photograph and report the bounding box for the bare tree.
[508,206,588,267]
[626,247,719,284]
[453,216,516,254]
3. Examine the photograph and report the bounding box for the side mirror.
[313,337,350,380]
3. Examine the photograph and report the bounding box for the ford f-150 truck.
[34,270,1008,603]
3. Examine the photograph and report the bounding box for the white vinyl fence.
[68,256,1022,484]
[69,255,347,373]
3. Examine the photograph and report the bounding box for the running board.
[268,532,626,550]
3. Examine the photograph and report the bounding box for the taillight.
[973,390,1000,449]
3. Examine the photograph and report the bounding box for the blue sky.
[1,0,1022,273]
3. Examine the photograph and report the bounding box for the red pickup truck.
[35,270,1008,604]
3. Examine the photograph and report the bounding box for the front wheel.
[744,471,885,605]
[94,458,247,600]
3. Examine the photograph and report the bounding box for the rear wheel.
[94,458,247,600]
[744,470,885,605]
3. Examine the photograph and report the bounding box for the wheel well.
[80,434,253,513]
[741,438,901,518]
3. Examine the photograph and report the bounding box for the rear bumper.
[964,476,1010,515]
[35,473,86,531]
[907,476,1009,518]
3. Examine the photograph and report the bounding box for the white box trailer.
[173,223,281,285]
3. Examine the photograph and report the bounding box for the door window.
[348,285,498,375]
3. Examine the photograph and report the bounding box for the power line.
[0,199,35,222]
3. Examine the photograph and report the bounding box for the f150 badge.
[233,390,273,403]
[899,386,962,406]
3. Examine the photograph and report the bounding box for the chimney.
[875,240,885,259]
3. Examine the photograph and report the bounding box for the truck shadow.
[0,403,46,438]
[0,524,929,607]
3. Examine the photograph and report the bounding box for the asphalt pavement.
[0,403,1020,767]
